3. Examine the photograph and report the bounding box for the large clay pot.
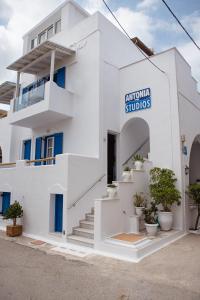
[158,211,173,231]
[145,223,159,236]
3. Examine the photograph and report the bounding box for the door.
[2,192,11,215]
[23,139,31,160]
[107,133,117,184]
[54,194,63,233]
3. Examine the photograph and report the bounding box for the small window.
[47,26,53,39]
[55,20,61,34]
[31,37,37,49]
[38,31,46,44]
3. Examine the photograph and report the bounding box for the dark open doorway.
[107,133,117,184]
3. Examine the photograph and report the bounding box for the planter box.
[6,225,22,237]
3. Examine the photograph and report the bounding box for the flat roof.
[0,81,16,104]
[7,40,75,74]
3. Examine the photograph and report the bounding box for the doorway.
[107,133,117,184]
[54,194,63,233]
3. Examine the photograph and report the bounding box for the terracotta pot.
[6,225,23,237]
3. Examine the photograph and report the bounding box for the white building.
[0,0,199,261]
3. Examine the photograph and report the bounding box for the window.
[46,136,54,165]
[23,139,31,160]
[55,20,61,34]
[47,26,54,39]
[31,37,37,49]
[38,31,46,44]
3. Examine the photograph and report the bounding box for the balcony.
[9,80,73,128]
[7,40,75,128]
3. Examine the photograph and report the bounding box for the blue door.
[23,139,31,160]
[54,194,63,232]
[2,192,11,215]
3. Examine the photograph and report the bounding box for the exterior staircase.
[67,207,94,248]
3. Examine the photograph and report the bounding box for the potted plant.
[149,168,181,231]
[144,201,159,236]
[133,193,145,217]
[3,201,23,237]
[188,183,200,230]
[122,166,131,182]
[107,184,117,199]
[133,154,144,170]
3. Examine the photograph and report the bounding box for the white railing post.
[50,50,55,83]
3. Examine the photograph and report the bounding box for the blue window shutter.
[35,137,42,165]
[23,139,31,160]
[54,67,65,88]
[54,133,63,158]
[2,192,11,215]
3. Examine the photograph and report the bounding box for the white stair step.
[68,235,94,248]
[86,213,94,221]
[73,227,94,239]
[80,220,94,229]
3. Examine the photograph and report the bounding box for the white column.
[50,50,55,83]
[15,71,20,98]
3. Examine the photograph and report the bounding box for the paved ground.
[0,234,199,300]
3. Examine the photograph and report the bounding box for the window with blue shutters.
[34,133,63,166]
[54,67,65,88]
[35,137,42,165]
[23,139,31,160]
[1,192,11,215]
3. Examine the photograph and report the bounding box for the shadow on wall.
[120,117,150,170]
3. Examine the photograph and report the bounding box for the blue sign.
[125,88,151,113]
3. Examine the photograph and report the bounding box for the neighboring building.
[0,0,199,260]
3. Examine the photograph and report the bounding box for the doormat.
[30,240,46,246]
[111,233,144,243]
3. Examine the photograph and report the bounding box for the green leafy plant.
[143,201,158,224]
[133,193,145,207]
[133,154,144,163]
[149,167,181,212]
[124,166,130,172]
[188,183,200,230]
[3,201,23,226]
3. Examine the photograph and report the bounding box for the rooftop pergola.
[7,40,75,98]
[0,81,16,105]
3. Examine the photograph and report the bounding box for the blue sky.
[0,0,199,100]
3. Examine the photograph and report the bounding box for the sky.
[0,0,199,109]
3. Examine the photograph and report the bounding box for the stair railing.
[122,137,150,166]
[68,173,106,209]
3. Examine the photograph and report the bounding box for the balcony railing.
[14,78,49,112]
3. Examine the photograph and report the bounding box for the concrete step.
[86,213,94,222]
[67,235,94,248]
[80,220,94,230]
[73,227,94,239]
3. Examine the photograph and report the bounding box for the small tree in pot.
[149,168,181,231]
[188,183,200,230]
[3,201,23,237]
[144,201,159,236]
